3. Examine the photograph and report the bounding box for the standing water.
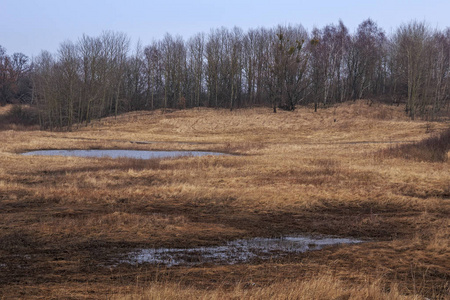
[123,235,363,267]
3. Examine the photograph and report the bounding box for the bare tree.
[391,21,433,119]
[349,19,387,100]
[0,47,31,105]
[144,41,163,110]
[266,25,309,112]
[124,40,146,111]
[228,27,243,110]
[0,46,11,105]
[427,29,450,118]
[57,41,80,130]
[309,22,350,111]
[32,51,58,129]
[161,34,186,110]
[187,33,205,108]
[205,29,221,107]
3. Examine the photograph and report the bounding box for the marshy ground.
[0,101,449,299]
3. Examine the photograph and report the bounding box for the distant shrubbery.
[0,105,39,130]
[384,127,450,162]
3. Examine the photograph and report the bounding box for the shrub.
[0,105,40,129]
[383,127,450,162]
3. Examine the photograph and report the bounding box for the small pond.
[22,149,227,159]
[123,235,363,267]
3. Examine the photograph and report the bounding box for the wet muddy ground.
[123,235,363,267]
[2,195,447,299]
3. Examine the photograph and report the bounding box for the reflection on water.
[124,236,363,267]
[22,149,227,159]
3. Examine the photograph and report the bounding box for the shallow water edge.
[123,235,363,267]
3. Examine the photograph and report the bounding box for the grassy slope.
[0,101,448,299]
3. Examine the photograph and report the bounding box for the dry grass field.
[0,101,449,299]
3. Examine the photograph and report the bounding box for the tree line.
[1,19,449,129]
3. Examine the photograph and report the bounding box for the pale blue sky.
[1,0,449,57]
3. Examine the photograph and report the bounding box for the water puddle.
[22,149,227,159]
[123,236,362,267]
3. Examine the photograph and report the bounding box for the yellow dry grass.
[113,275,419,300]
[0,100,448,299]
